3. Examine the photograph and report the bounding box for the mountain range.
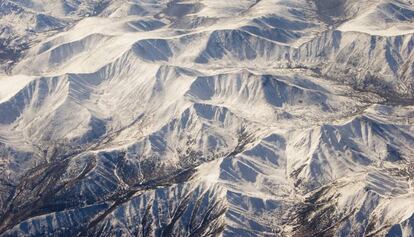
[0,0,414,236]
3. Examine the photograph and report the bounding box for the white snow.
[0,75,36,103]
[0,0,414,236]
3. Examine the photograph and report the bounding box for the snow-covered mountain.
[0,0,413,236]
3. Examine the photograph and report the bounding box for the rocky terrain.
[0,0,413,236]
